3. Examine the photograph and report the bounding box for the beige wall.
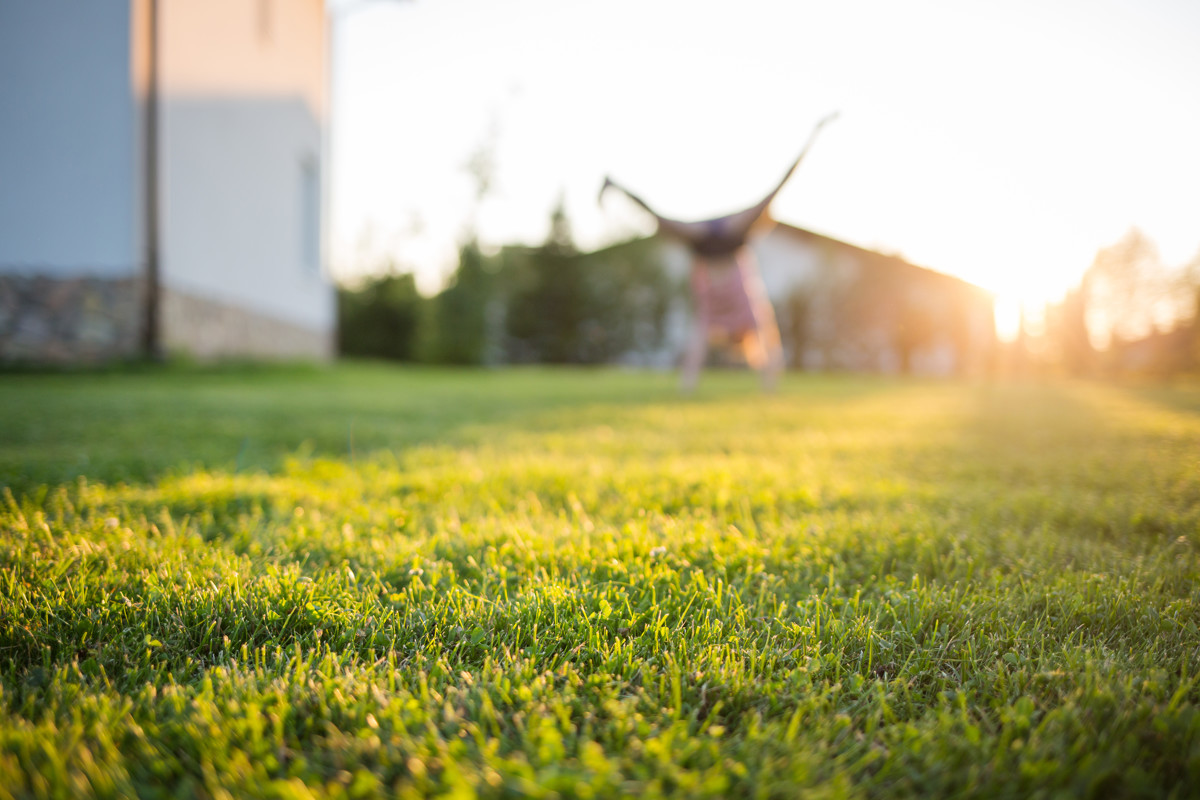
[157,0,326,116]
[655,226,995,375]
[1,1,333,363]
[162,287,333,360]
[153,0,335,356]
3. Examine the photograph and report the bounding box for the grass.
[0,363,1198,798]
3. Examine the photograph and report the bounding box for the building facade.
[634,223,995,375]
[0,0,333,363]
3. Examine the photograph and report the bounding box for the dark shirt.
[685,218,752,257]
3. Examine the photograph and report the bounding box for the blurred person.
[600,113,836,391]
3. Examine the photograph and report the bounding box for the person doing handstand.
[600,113,836,391]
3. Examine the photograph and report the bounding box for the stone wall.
[0,273,143,363]
[0,274,333,364]
[162,288,333,360]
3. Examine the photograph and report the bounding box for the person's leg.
[741,331,765,369]
[697,112,841,246]
[681,318,708,393]
[681,261,712,392]
[738,325,782,390]
[736,248,784,391]
[756,317,784,391]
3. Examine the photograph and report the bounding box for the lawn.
[1,364,1198,798]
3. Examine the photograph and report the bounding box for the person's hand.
[598,175,614,205]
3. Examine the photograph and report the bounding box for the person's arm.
[716,112,839,239]
[600,176,710,243]
[599,175,659,216]
[756,112,839,211]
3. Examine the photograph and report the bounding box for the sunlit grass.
[1,365,1198,797]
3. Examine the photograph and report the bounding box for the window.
[300,156,320,274]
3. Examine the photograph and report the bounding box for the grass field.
[1,364,1198,798]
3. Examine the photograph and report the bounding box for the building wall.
[764,226,995,375]
[0,1,139,275]
[0,275,144,364]
[752,228,824,300]
[158,0,333,357]
[0,0,335,363]
[0,1,144,361]
[653,225,995,376]
[161,286,332,360]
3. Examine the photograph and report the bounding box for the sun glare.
[971,262,1088,343]
[993,294,1023,342]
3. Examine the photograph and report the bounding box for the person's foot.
[597,176,613,204]
[761,358,783,392]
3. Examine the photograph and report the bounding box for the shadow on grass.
[1117,379,1200,417]
[0,362,890,497]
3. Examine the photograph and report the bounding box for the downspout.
[141,0,161,360]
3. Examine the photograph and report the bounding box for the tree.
[1082,228,1171,350]
[504,199,589,363]
[421,239,493,364]
[1044,286,1093,375]
[336,270,425,361]
[1183,250,1200,372]
[415,124,502,365]
[576,236,672,363]
[503,201,671,364]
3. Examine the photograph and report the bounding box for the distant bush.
[501,202,671,364]
[420,240,493,365]
[337,205,672,365]
[336,272,425,361]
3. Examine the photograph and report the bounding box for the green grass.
[1,364,1198,798]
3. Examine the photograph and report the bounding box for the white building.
[0,0,333,362]
[618,223,996,376]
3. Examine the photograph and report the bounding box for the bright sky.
[328,0,1200,336]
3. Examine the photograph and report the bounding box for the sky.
[328,0,1200,335]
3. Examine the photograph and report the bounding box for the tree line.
[337,203,674,365]
[1004,229,1200,378]
[341,215,1200,378]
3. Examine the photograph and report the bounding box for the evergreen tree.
[504,200,588,363]
[336,271,424,361]
[423,239,492,364]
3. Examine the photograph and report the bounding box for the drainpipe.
[141,0,162,360]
